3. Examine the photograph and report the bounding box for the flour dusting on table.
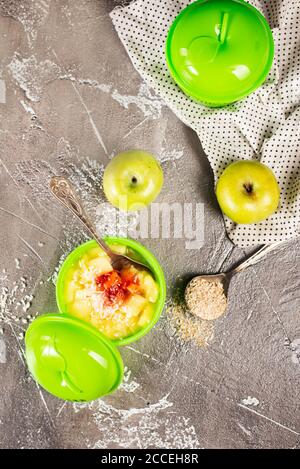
[0,0,50,45]
[0,78,6,104]
[8,54,61,102]
[241,396,260,407]
[0,327,6,363]
[74,393,200,449]
[59,74,165,120]
[111,83,165,120]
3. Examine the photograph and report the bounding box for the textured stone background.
[0,0,299,449]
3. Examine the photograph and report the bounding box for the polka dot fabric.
[110,0,300,247]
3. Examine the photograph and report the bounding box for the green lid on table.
[25,314,124,402]
[166,0,274,106]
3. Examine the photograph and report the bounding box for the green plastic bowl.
[166,0,274,107]
[56,238,166,346]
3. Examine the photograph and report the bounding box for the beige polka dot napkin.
[110,0,300,247]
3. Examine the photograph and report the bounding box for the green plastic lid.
[25,314,124,402]
[166,0,274,106]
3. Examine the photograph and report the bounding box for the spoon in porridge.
[185,241,285,321]
[50,176,152,273]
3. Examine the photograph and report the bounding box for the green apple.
[103,150,164,211]
[215,161,280,224]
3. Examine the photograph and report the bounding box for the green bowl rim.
[56,238,167,347]
[165,0,275,106]
[25,313,124,400]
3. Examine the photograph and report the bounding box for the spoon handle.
[231,241,285,275]
[49,176,116,259]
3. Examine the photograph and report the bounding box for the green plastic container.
[25,238,166,402]
[25,314,124,402]
[56,238,166,346]
[166,0,274,107]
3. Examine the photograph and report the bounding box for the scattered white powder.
[7,51,164,138]
[59,74,112,93]
[66,157,105,219]
[20,99,36,117]
[111,83,165,120]
[0,273,35,327]
[74,394,201,449]
[8,54,61,102]
[49,252,68,287]
[241,396,260,407]
[120,367,140,393]
[20,98,45,131]
[95,204,139,239]
[0,273,36,372]
[72,367,200,448]
[0,0,50,45]
[21,294,34,313]
[289,338,300,365]
[158,148,184,164]
[0,79,6,104]
[0,327,6,363]
[59,74,164,120]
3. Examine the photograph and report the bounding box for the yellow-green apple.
[215,161,280,224]
[103,150,163,211]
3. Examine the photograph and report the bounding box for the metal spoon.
[50,176,151,272]
[185,240,285,304]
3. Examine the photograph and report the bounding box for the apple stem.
[131,177,138,184]
[243,182,253,194]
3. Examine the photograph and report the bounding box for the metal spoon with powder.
[185,241,285,321]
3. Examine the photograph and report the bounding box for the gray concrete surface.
[0,0,299,449]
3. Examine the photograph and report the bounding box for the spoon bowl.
[187,273,230,297]
[185,241,286,313]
